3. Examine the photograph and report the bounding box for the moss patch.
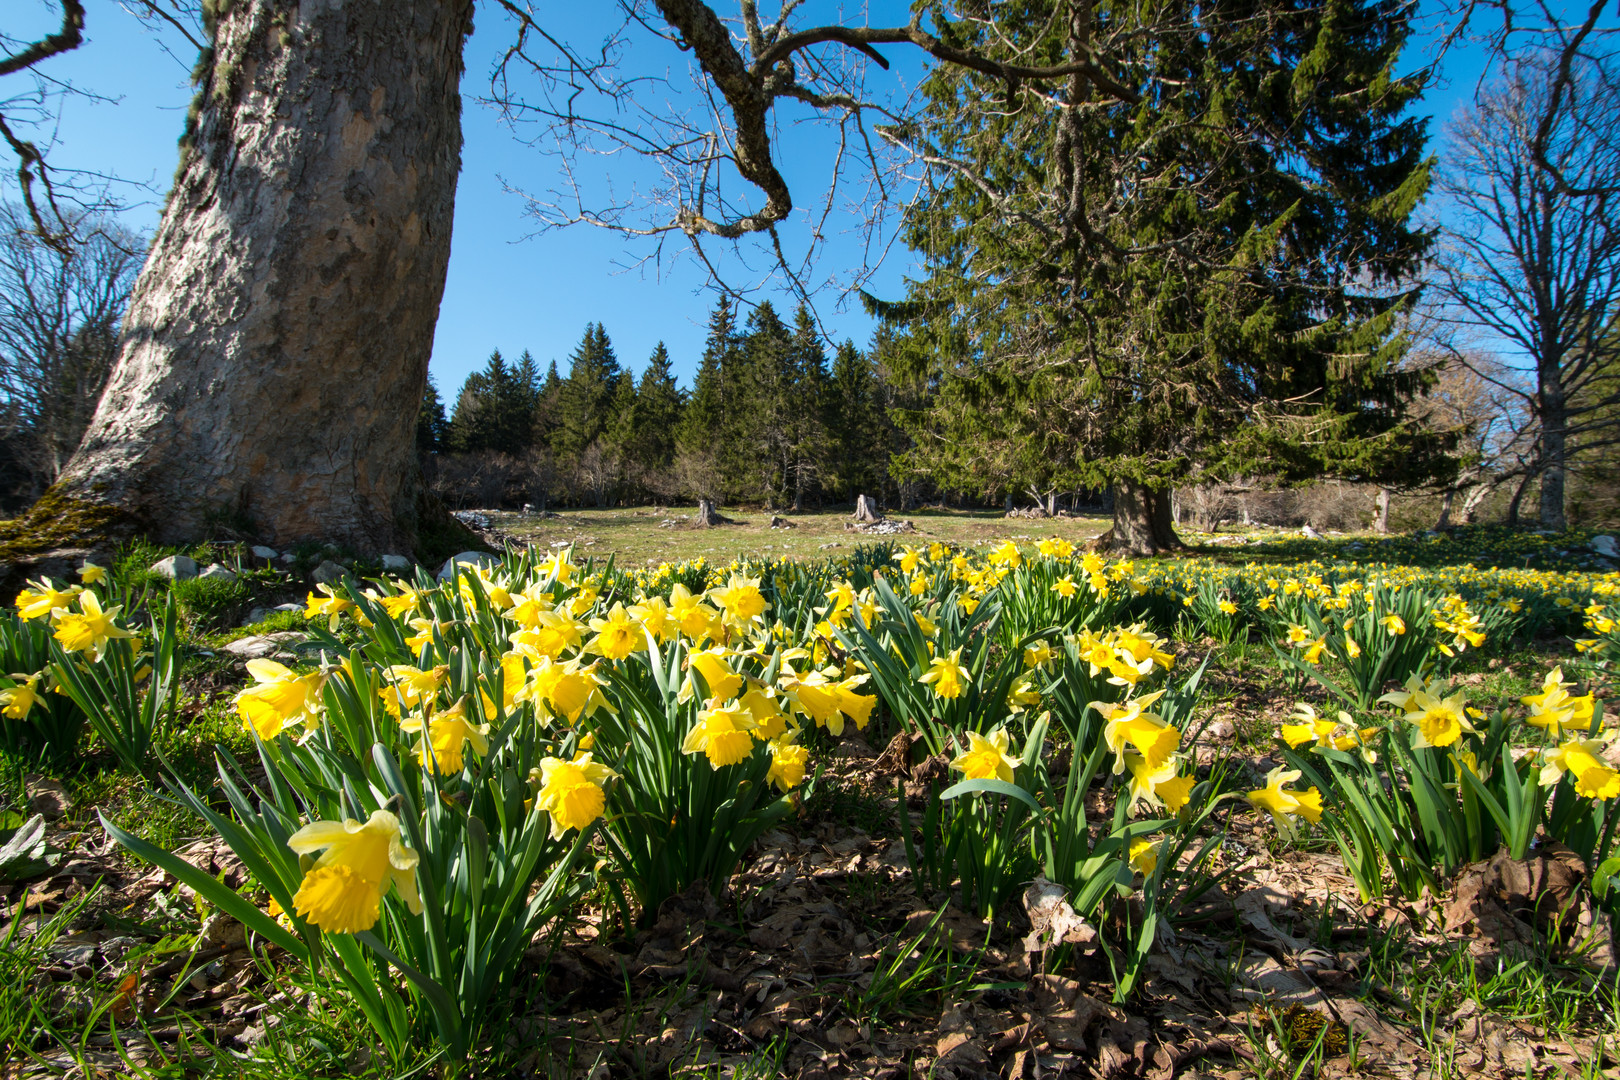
[0,485,130,565]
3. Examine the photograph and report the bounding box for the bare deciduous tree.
[0,203,141,505]
[1437,20,1620,528]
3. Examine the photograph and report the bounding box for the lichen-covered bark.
[54,0,470,552]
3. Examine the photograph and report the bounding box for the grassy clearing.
[483,504,1114,565]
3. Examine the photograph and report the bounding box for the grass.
[482,505,1114,567]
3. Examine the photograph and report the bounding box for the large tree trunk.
[49,0,470,552]
[1105,481,1181,555]
[1538,372,1567,529]
[1373,487,1390,533]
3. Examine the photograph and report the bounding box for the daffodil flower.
[1540,739,1620,800]
[0,673,42,719]
[709,574,768,627]
[588,603,644,660]
[288,809,421,935]
[950,727,1020,782]
[53,592,135,661]
[235,659,327,740]
[767,735,810,793]
[919,647,971,700]
[15,582,81,621]
[1129,838,1159,877]
[1246,767,1323,840]
[398,698,489,775]
[79,563,106,585]
[532,753,616,837]
[305,584,356,632]
[681,701,757,767]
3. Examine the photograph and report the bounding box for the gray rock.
[381,554,413,573]
[311,559,348,585]
[149,555,199,580]
[198,562,237,581]
[1592,534,1618,558]
[242,602,303,626]
[225,631,311,658]
[278,552,297,565]
[437,551,498,582]
[250,545,279,560]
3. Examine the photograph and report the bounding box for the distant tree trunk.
[1434,487,1455,530]
[1107,481,1181,555]
[43,0,470,552]
[1538,374,1567,528]
[695,498,730,527]
[853,493,883,523]
[1506,469,1537,526]
[1373,487,1390,533]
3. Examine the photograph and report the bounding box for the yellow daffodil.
[950,727,1020,782]
[681,701,757,767]
[709,574,767,627]
[629,595,676,642]
[398,698,489,775]
[1379,614,1406,636]
[1246,767,1323,840]
[15,582,80,621]
[53,592,135,662]
[0,674,41,719]
[532,753,615,837]
[287,809,421,934]
[1052,575,1078,599]
[1540,739,1620,800]
[79,563,106,584]
[235,659,327,740]
[919,646,970,700]
[1129,838,1159,877]
[767,736,810,793]
[305,584,356,632]
[587,603,644,660]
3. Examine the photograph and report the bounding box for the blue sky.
[3,0,1526,394]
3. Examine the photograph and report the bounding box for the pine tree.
[727,302,794,504]
[533,360,562,448]
[417,374,448,453]
[629,342,685,475]
[827,340,883,500]
[881,0,1451,552]
[677,299,734,465]
[553,323,622,463]
[785,306,830,508]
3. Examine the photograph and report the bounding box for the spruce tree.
[785,306,831,508]
[553,323,622,462]
[533,360,562,448]
[676,299,735,475]
[630,342,686,475]
[827,340,884,500]
[728,302,794,504]
[881,0,1451,552]
[417,374,448,453]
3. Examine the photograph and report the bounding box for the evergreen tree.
[727,302,794,504]
[827,340,884,500]
[881,0,1451,552]
[553,323,622,462]
[677,299,734,468]
[445,349,535,454]
[533,359,562,448]
[629,342,686,475]
[785,306,830,508]
[416,374,448,453]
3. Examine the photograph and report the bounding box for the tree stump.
[769,515,797,529]
[695,499,732,527]
[853,494,884,524]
